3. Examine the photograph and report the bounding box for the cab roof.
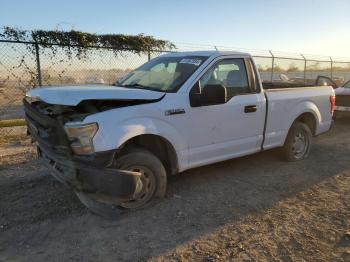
[161,50,251,58]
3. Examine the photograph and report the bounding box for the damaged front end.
[23,97,142,205]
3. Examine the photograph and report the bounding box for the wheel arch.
[295,112,317,135]
[283,101,321,140]
[117,134,179,175]
[282,109,319,146]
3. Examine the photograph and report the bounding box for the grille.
[23,98,71,156]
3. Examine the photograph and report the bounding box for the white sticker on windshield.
[179,58,202,66]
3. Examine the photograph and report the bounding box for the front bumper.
[23,98,140,203]
[38,144,141,202]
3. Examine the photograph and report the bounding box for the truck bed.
[262,81,316,89]
[262,85,333,150]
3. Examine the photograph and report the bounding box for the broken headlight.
[64,122,98,155]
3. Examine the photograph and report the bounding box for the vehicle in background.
[331,76,345,87]
[24,51,335,213]
[334,79,350,113]
[266,74,340,88]
[60,76,77,84]
[85,76,105,84]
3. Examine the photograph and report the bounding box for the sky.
[1,0,350,57]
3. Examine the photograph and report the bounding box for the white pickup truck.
[24,51,335,211]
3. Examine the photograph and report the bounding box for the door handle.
[244,105,257,113]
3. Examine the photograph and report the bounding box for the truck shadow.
[1,119,350,260]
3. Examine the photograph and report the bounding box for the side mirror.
[189,82,227,107]
[189,82,202,107]
[200,84,227,106]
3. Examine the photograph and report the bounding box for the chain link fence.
[0,40,169,141]
[1,40,350,141]
[0,40,165,120]
[176,43,350,84]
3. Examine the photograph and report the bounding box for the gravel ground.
[1,119,350,261]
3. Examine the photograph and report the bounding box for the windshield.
[116,55,208,92]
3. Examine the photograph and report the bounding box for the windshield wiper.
[120,83,148,89]
[118,83,167,93]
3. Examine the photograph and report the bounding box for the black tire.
[113,147,167,209]
[75,191,125,219]
[283,121,312,162]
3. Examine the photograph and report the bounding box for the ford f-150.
[24,51,335,212]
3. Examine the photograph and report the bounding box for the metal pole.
[330,56,333,79]
[34,43,42,86]
[268,50,274,82]
[301,54,307,85]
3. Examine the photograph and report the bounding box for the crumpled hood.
[26,85,165,106]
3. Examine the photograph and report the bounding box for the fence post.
[268,50,274,82]
[330,56,333,79]
[147,47,151,61]
[301,54,307,85]
[34,43,42,86]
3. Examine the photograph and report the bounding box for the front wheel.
[283,122,312,161]
[113,148,167,209]
[76,148,167,217]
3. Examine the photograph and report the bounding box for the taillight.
[330,95,336,115]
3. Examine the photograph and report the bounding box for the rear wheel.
[283,121,312,161]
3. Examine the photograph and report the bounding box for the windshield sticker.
[179,58,202,66]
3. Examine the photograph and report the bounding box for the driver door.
[186,58,266,168]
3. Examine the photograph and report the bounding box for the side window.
[198,59,250,101]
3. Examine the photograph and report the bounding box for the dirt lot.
[1,119,350,261]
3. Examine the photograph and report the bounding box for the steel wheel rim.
[120,165,156,209]
[291,131,309,159]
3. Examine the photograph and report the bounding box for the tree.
[287,62,300,72]
[0,27,176,87]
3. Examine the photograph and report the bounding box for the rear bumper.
[37,144,141,202]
